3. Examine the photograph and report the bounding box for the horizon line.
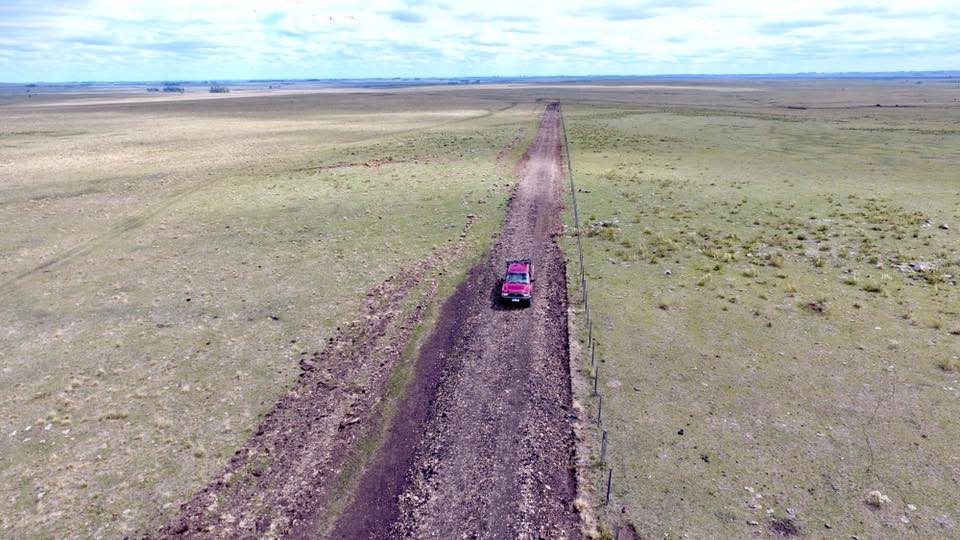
[4,69,960,86]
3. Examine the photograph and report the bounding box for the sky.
[0,0,958,82]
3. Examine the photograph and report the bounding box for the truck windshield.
[506,272,529,283]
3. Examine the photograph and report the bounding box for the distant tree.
[209,85,230,93]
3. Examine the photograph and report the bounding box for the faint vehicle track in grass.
[0,102,519,291]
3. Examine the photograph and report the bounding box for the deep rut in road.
[327,102,579,539]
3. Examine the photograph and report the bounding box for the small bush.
[936,359,958,372]
[861,280,883,293]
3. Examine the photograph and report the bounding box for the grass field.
[0,88,537,538]
[4,78,960,539]
[562,80,960,538]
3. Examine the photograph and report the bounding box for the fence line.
[558,102,619,528]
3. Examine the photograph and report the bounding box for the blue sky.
[1,0,958,82]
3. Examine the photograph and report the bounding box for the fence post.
[596,393,602,424]
[583,278,588,312]
[604,468,613,506]
[600,429,608,465]
[587,319,593,350]
[593,363,599,395]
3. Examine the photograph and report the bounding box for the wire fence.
[558,103,618,527]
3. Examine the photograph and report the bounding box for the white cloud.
[0,0,958,81]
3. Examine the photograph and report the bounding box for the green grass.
[562,95,960,538]
[0,91,538,538]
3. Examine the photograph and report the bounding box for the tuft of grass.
[860,280,883,293]
[922,317,944,330]
[936,358,959,372]
[768,252,785,268]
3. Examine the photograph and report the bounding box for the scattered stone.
[677,428,684,436]
[866,490,891,508]
[747,520,760,526]
[770,517,800,535]
[298,359,316,371]
[664,268,672,275]
[939,223,949,230]
[338,416,360,429]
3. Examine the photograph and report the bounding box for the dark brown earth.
[329,102,579,539]
[154,103,578,539]
[152,218,477,539]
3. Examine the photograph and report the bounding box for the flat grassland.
[561,79,960,538]
[3,78,959,539]
[0,87,536,538]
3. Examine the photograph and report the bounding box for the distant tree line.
[209,85,230,93]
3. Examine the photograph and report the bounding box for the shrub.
[861,280,883,293]
[937,358,959,372]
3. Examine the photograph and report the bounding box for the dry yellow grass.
[560,78,960,538]
[0,87,537,537]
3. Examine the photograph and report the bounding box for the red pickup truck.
[500,258,534,306]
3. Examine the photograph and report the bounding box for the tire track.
[329,102,579,539]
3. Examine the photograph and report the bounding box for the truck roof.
[507,262,530,273]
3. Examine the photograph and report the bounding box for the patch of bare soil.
[151,217,476,539]
[329,103,579,538]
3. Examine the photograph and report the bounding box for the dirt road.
[328,102,579,539]
[156,103,578,539]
